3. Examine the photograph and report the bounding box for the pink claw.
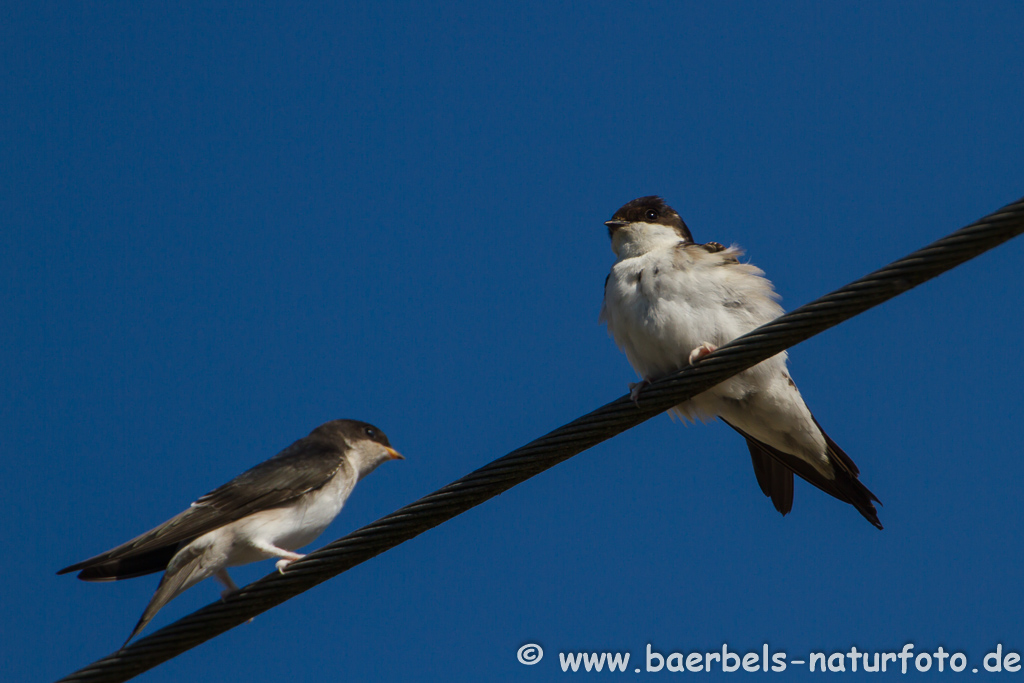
[628,379,651,406]
[688,342,718,365]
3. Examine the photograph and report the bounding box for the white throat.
[346,441,392,480]
[611,222,687,260]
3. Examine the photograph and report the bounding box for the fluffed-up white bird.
[599,196,881,528]
[59,419,404,643]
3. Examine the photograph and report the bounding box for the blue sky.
[4,2,1023,680]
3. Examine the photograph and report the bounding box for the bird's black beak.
[605,219,628,235]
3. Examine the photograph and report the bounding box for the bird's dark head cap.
[605,196,692,242]
[313,420,403,460]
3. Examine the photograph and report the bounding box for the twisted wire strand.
[58,196,1024,682]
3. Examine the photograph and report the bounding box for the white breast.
[603,246,779,377]
[188,466,359,569]
[600,242,829,470]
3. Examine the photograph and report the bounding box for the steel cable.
[57,195,1024,682]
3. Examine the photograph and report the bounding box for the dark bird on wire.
[59,419,404,644]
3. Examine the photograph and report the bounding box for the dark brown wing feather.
[58,436,348,581]
[723,418,882,529]
[746,443,795,515]
[72,545,181,582]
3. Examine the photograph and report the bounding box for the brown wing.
[746,442,795,515]
[723,418,882,529]
[58,436,348,581]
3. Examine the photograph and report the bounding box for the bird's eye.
[645,209,658,220]
[364,426,377,439]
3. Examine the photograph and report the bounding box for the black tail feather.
[747,444,794,515]
[724,418,882,529]
[58,544,179,582]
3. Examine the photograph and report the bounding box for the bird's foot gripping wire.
[628,378,651,406]
[275,554,305,574]
[688,342,717,365]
